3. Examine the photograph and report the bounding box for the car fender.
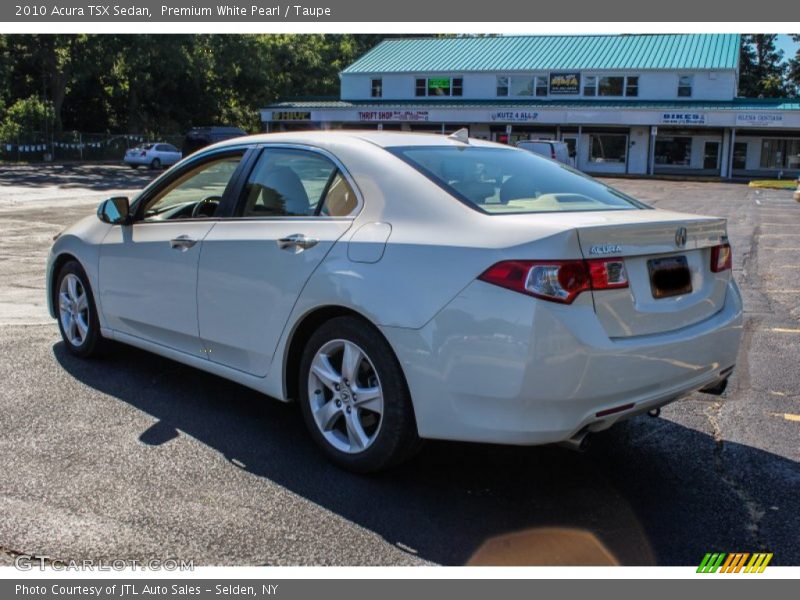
[47,215,112,324]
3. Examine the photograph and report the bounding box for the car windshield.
[391,146,647,214]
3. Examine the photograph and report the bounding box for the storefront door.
[703,141,720,170]
[562,135,578,167]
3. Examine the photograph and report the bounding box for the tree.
[738,34,789,97]
[788,34,800,96]
[0,34,397,135]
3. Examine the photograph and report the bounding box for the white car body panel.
[197,218,354,376]
[47,131,744,447]
[99,221,215,357]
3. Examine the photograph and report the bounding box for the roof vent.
[447,128,470,144]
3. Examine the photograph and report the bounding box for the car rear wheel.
[150,158,161,170]
[56,261,105,358]
[299,316,422,473]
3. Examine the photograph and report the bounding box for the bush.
[0,96,54,141]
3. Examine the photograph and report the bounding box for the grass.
[748,179,799,190]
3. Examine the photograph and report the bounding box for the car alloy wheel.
[307,339,384,454]
[58,273,91,347]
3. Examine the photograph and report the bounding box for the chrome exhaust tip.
[558,430,592,453]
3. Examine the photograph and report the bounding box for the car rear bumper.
[123,155,150,166]
[382,278,743,445]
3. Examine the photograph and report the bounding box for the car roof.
[208,130,506,151]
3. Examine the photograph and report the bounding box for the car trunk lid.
[573,209,730,337]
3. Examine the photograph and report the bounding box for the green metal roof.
[268,98,800,111]
[342,35,741,74]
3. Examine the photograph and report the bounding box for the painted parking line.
[768,327,800,333]
[770,413,800,422]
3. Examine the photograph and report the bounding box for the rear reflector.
[478,258,628,304]
[596,403,635,418]
[711,243,732,273]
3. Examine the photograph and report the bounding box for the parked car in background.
[517,139,572,165]
[123,143,182,170]
[182,126,247,156]
[49,130,743,473]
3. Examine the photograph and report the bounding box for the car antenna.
[447,128,470,144]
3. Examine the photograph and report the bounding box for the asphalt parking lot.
[0,163,798,566]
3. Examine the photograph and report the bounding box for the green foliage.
[0,95,54,141]
[738,34,791,97]
[0,34,399,136]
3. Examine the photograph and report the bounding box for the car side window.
[240,148,355,217]
[141,154,243,221]
[320,172,358,216]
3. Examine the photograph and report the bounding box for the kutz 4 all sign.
[549,72,580,95]
[697,552,773,573]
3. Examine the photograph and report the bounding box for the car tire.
[55,260,105,358]
[299,316,422,473]
[150,158,161,170]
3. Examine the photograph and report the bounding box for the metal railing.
[0,132,185,163]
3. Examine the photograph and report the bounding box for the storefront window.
[371,78,382,98]
[732,142,748,170]
[589,134,627,163]
[760,139,800,170]
[428,77,451,96]
[625,76,639,97]
[598,76,624,96]
[583,76,597,96]
[511,76,533,96]
[496,76,509,96]
[678,75,693,97]
[654,137,693,166]
[416,77,463,97]
[535,76,548,97]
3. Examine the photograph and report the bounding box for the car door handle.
[277,234,318,251]
[169,235,198,251]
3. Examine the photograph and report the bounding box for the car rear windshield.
[390,146,647,214]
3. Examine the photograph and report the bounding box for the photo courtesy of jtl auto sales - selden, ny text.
[0,0,799,597]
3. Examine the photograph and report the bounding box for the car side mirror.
[97,196,131,225]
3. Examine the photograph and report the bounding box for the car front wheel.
[299,316,422,473]
[56,261,104,358]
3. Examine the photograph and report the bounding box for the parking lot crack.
[704,400,767,551]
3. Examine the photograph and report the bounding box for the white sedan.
[48,131,743,472]
[123,143,182,169]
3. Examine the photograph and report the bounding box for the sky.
[775,34,799,60]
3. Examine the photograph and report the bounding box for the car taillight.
[710,243,732,273]
[478,258,628,304]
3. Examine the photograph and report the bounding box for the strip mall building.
[262,34,800,178]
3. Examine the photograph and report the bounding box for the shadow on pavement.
[0,164,158,191]
[53,341,800,566]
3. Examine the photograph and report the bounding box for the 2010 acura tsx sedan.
[47,130,743,472]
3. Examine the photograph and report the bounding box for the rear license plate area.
[648,255,692,298]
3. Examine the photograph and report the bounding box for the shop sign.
[272,111,312,121]
[358,111,430,122]
[660,112,706,125]
[549,72,580,95]
[735,113,784,126]
[490,111,539,122]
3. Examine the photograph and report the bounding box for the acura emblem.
[675,227,687,248]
